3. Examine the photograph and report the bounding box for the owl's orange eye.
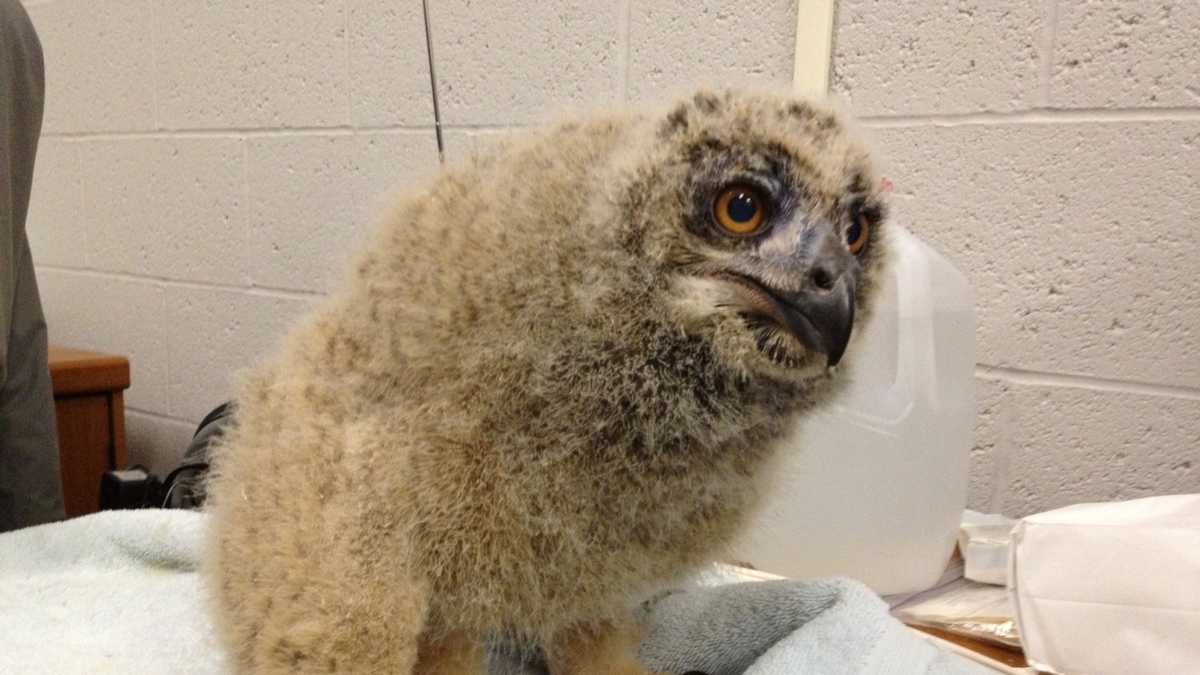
[713,185,766,235]
[846,212,870,255]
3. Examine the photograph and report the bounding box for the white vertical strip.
[793,0,838,96]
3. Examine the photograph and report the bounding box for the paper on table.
[1010,494,1200,675]
[893,577,1020,648]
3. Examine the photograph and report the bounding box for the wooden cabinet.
[47,346,130,517]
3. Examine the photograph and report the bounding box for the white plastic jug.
[729,226,976,595]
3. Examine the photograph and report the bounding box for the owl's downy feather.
[207,89,890,673]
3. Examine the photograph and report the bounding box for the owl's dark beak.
[717,270,856,367]
[775,277,855,367]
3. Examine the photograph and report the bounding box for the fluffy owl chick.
[207,89,890,674]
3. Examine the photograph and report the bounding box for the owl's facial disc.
[658,95,887,375]
[697,179,867,370]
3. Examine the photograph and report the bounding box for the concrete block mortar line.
[150,0,161,131]
[162,276,174,417]
[239,135,249,304]
[42,125,439,142]
[72,107,1200,140]
[73,137,89,267]
[616,0,631,103]
[343,0,352,129]
[34,264,326,302]
[986,401,1017,515]
[1038,0,1059,107]
[977,364,1200,401]
[41,111,1199,141]
[861,107,1200,128]
[153,276,174,420]
[1041,0,1060,106]
[440,123,529,132]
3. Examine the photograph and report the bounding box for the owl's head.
[618,90,889,382]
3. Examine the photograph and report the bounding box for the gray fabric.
[487,577,993,675]
[0,0,63,531]
[638,578,992,675]
[638,579,859,675]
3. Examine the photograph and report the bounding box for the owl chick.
[207,89,890,674]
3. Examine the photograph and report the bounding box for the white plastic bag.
[1008,494,1200,674]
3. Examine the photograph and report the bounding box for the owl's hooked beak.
[774,277,855,367]
[717,270,856,368]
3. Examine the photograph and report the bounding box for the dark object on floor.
[98,402,231,510]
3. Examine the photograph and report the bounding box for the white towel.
[0,510,991,675]
[0,510,227,675]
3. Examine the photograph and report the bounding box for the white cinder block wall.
[21,1,1199,517]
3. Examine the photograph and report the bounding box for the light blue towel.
[0,511,992,674]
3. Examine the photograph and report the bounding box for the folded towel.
[635,577,991,675]
[485,571,992,675]
[0,511,990,675]
[0,509,227,675]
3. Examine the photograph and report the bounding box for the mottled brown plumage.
[206,89,891,674]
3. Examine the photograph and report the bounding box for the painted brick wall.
[832,0,1200,516]
[21,1,1199,517]
[22,0,443,472]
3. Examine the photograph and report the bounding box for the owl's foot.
[545,620,667,675]
[414,631,486,675]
